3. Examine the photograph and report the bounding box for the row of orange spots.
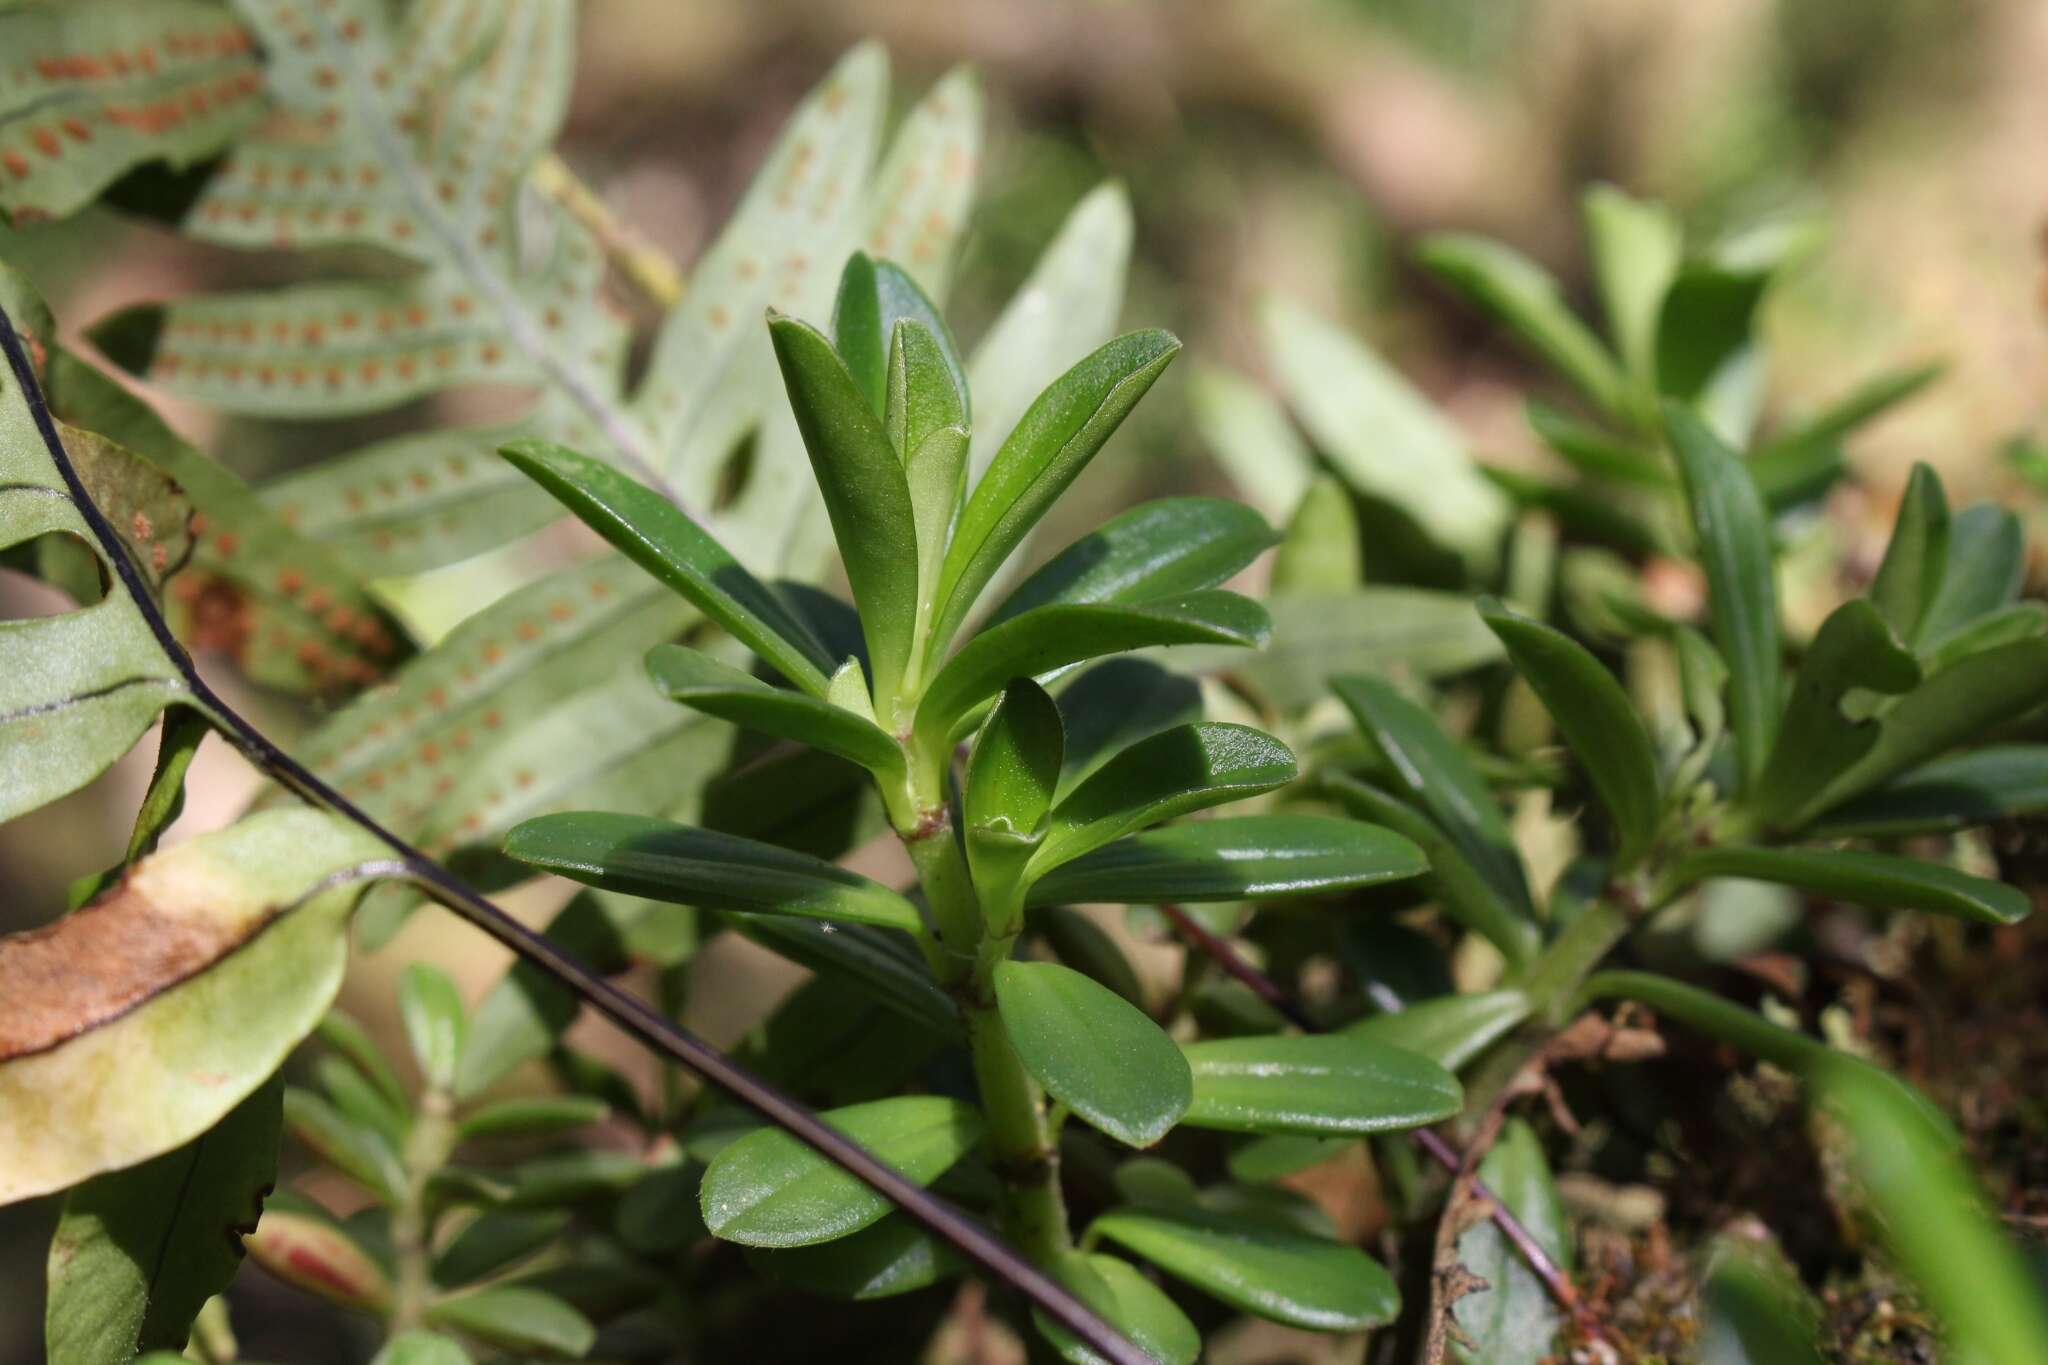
[164,293,475,347]
[16,26,252,86]
[151,340,504,391]
[1,72,262,182]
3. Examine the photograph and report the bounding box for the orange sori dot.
[547,599,574,621]
[276,567,305,596]
[483,709,503,728]
[480,641,503,664]
[212,530,240,557]
[515,620,541,641]
[61,118,91,143]
[4,151,30,180]
[304,587,332,613]
[325,606,355,634]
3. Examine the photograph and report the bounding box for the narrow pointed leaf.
[1808,745,2048,838]
[1333,673,1536,921]
[1919,503,2025,648]
[836,255,969,424]
[700,1097,982,1247]
[988,498,1278,627]
[769,314,921,695]
[1033,724,1297,878]
[1342,990,1532,1071]
[964,679,1064,912]
[1270,476,1362,595]
[1180,1034,1460,1136]
[647,645,902,777]
[1670,846,2028,926]
[1450,1119,1568,1365]
[434,1211,573,1289]
[505,812,924,934]
[932,330,1181,648]
[1028,815,1426,908]
[1482,601,1662,864]
[427,1286,595,1360]
[458,1097,609,1143]
[1090,1204,1399,1331]
[917,592,1268,748]
[1869,463,1950,644]
[1583,185,1682,394]
[1035,905,1147,1005]
[733,916,958,1035]
[994,960,1191,1147]
[500,440,833,694]
[399,965,467,1095]
[1667,404,1780,790]
[1037,1253,1200,1365]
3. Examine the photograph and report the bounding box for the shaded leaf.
[1919,503,2025,649]
[428,1285,595,1360]
[1450,1119,1568,1365]
[433,1211,571,1290]
[1808,745,2048,838]
[1700,1238,1824,1365]
[988,497,1277,628]
[1037,1253,1199,1365]
[647,644,901,778]
[1671,845,2028,925]
[995,960,1192,1147]
[1054,660,1203,799]
[1868,462,1950,645]
[749,1214,962,1301]
[964,678,1064,914]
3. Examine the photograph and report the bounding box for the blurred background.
[3,0,2045,1358]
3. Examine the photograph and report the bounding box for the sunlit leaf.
[995,960,1191,1147]
[1180,1033,1460,1136]
[1028,814,1426,907]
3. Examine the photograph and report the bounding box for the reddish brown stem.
[1157,903,1610,1349]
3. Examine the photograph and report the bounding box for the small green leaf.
[1417,233,1627,421]
[614,1162,707,1255]
[1655,259,1775,435]
[1270,477,1362,595]
[964,679,1064,916]
[1089,1204,1399,1331]
[931,330,1182,650]
[1700,1238,1824,1365]
[427,1285,595,1360]
[647,645,903,778]
[1055,661,1203,798]
[1180,1034,1460,1136]
[769,314,922,698]
[734,917,958,1035]
[699,1096,983,1247]
[316,1010,407,1113]
[1333,674,1536,921]
[995,960,1191,1147]
[399,964,467,1094]
[1670,845,2028,926]
[315,1054,407,1151]
[372,1331,473,1365]
[457,1096,609,1143]
[1481,601,1663,864]
[916,592,1269,749]
[1749,598,1920,831]
[502,1150,647,1210]
[834,254,969,423]
[45,1078,281,1364]
[1525,401,1668,489]
[1583,185,1682,399]
[284,1087,404,1203]
[1032,724,1297,879]
[1868,462,1950,645]
[1667,405,1781,792]
[505,812,925,934]
[749,1214,962,1301]
[1341,990,1532,1071]
[1919,503,2025,649]
[1450,1119,1569,1365]
[1028,815,1426,907]
[1809,1055,2048,1365]
[1808,745,2048,838]
[499,440,834,694]
[1190,364,1315,524]
[988,497,1278,627]
[433,1211,571,1289]
[1036,1253,1200,1365]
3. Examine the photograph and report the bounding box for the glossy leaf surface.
[1180,1034,1460,1135]
[995,960,1191,1147]
[1028,815,1426,907]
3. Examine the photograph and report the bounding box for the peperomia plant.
[489,254,1468,1361]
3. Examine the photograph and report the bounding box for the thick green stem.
[903,817,982,983]
[387,1092,457,1335]
[965,978,1072,1266]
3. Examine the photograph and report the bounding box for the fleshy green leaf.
[964,679,1064,916]
[1450,1119,1569,1365]
[284,1086,403,1203]
[500,440,833,694]
[399,964,467,1094]
[1525,400,1668,489]
[1809,1055,2048,1365]
[916,592,1269,749]
[1193,366,1317,525]
[1671,845,2028,925]
[749,1214,962,1301]
[994,960,1192,1148]
[1035,905,1147,1005]
[834,254,968,423]
[1583,185,1682,398]
[1416,233,1627,421]
[930,330,1181,649]
[1869,463,1951,645]
[769,313,921,698]
[1748,598,1920,831]
[1667,404,1780,791]
[1055,660,1203,798]
[1260,296,1509,568]
[1342,990,1533,1071]
[44,1078,280,1364]
[1333,674,1536,921]
[1808,745,2048,838]
[1036,1253,1200,1365]
[0,810,384,1203]
[1919,503,2025,649]
[427,1285,595,1360]
[1032,724,1297,879]
[1180,1033,1460,1135]
[647,644,902,778]
[1655,258,1776,438]
[1481,601,1662,864]
[1089,1204,1399,1331]
[504,812,925,934]
[987,497,1278,628]
[1028,814,1427,907]
[699,1097,982,1247]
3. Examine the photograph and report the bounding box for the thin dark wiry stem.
[1155,903,1608,1348]
[0,308,1149,1365]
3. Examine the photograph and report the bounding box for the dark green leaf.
[1333,674,1536,921]
[1037,1253,1199,1365]
[916,592,1269,749]
[749,1214,962,1301]
[1450,1119,1568,1365]
[505,812,924,934]
[1671,845,2027,926]
[1029,814,1426,907]
[1808,745,2048,837]
[995,960,1191,1147]
[1667,404,1781,791]
[732,916,958,1034]
[647,645,902,778]
[1749,598,1920,832]
[988,497,1277,627]
[613,1162,706,1255]
[1181,1034,1460,1135]
[399,964,467,1094]
[433,1211,571,1289]
[1342,990,1532,1071]
[931,330,1181,649]
[1034,905,1147,1005]
[1033,724,1297,879]
[1481,601,1662,864]
[1655,261,1772,420]
[769,314,922,698]
[45,1078,280,1364]
[427,1285,595,1360]
[315,1054,408,1151]
[1700,1238,1824,1365]
[503,1150,647,1210]
[1089,1204,1399,1331]
[1055,661,1203,797]
[699,1096,983,1247]
[964,679,1064,915]
[458,1096,609,1142]
[499,440,833,694]
[1868,463,1950,645]
[833,254,968,423]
